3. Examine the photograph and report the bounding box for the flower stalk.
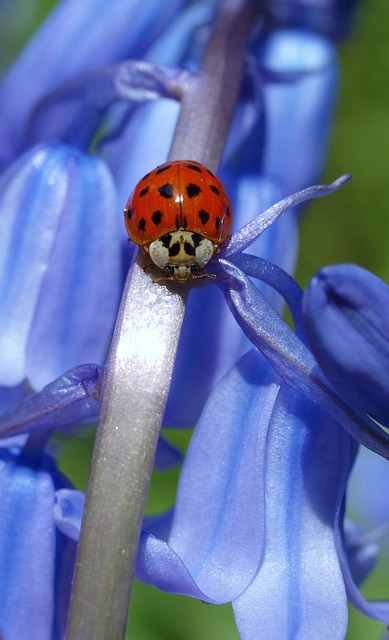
[66,1,254,638]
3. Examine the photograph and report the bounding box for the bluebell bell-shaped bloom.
[0,435,77,640]
[302,263,389,427]
[0,2,216,403]
[258,28,338,195]
[136,349,389,637]
[0,0,186,166]
[5,4,344,427]
[0,141,120,390]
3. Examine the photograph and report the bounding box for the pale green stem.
[66,1,254,638]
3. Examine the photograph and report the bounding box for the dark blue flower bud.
[303,264,389,426]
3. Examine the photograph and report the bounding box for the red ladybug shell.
[124,160,232,247]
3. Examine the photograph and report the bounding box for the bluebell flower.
[302,263,389,426]
[1,1,382,638]
[0,141,120,390]
[0,1,217,401]
[0,0,186,167]
[137,349,389,637]
[0,434,78,640]
[303,263,389,587]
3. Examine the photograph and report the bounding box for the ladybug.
[124,160,232,282]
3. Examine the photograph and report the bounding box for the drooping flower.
[2,1,385,639]
[136,348,389,638]
[0,434,79,640]
[0,141,120,390]
[302,263,389,426]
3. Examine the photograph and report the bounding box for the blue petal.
[144,0,217,65]
[0,142,120,389]
[230,253,305,337]
[0,447,73,639]
[303,264,389,427]
[0,364,101,437]
[0,383,28,416]
[258,29,338,193]
[0,0,186,164]
[26,150,120,389]
[137,350,280,601]
[107,100,180,209]
[233,389,355,640]
[225,174,351,257]
[164,177,286,427]
[219,260,389,460]
[335,500,389,623]
[343,521,378,587]
[0,142,77,385]
[32,61,186,144]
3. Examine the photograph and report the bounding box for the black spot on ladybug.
[184,242,195,256]
[151,210,163,225]
[215,217,221,229]
[191,233,203,248]
[161,234,172,248]
[186,183,201,198]
[207,168,216,178]
[141,171,151,181]
[169,242,180,257]
[182,217,188,229]
[210,185,220,195]
[138,218,146,231]
[198,209,210,224]
[158,183,174,198]
[175,216,180,229]
[226,206,231,217]
[139,186,149,197]
[125,207,134,219]
[156,164,172,174]
[185,163,202,173]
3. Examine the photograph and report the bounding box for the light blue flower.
[0,1,379,638]
[0,0,186,167]
[0,435,78,640]
[136,349,389,638]
[0,141,120,389]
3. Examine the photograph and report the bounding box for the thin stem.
[66,1,254,638]
[169,0,255,172]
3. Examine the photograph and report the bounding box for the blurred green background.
[2,0,388,638]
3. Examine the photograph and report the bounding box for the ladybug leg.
[152,272,216,285]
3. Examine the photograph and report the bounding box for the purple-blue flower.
[2,1,387,639]
[0,141,120,390]
[303,263,389,426]
[0,435,79,640]
[136,348,389,637]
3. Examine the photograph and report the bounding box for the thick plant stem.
[66,1,254,638]
[66,256,187,640]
